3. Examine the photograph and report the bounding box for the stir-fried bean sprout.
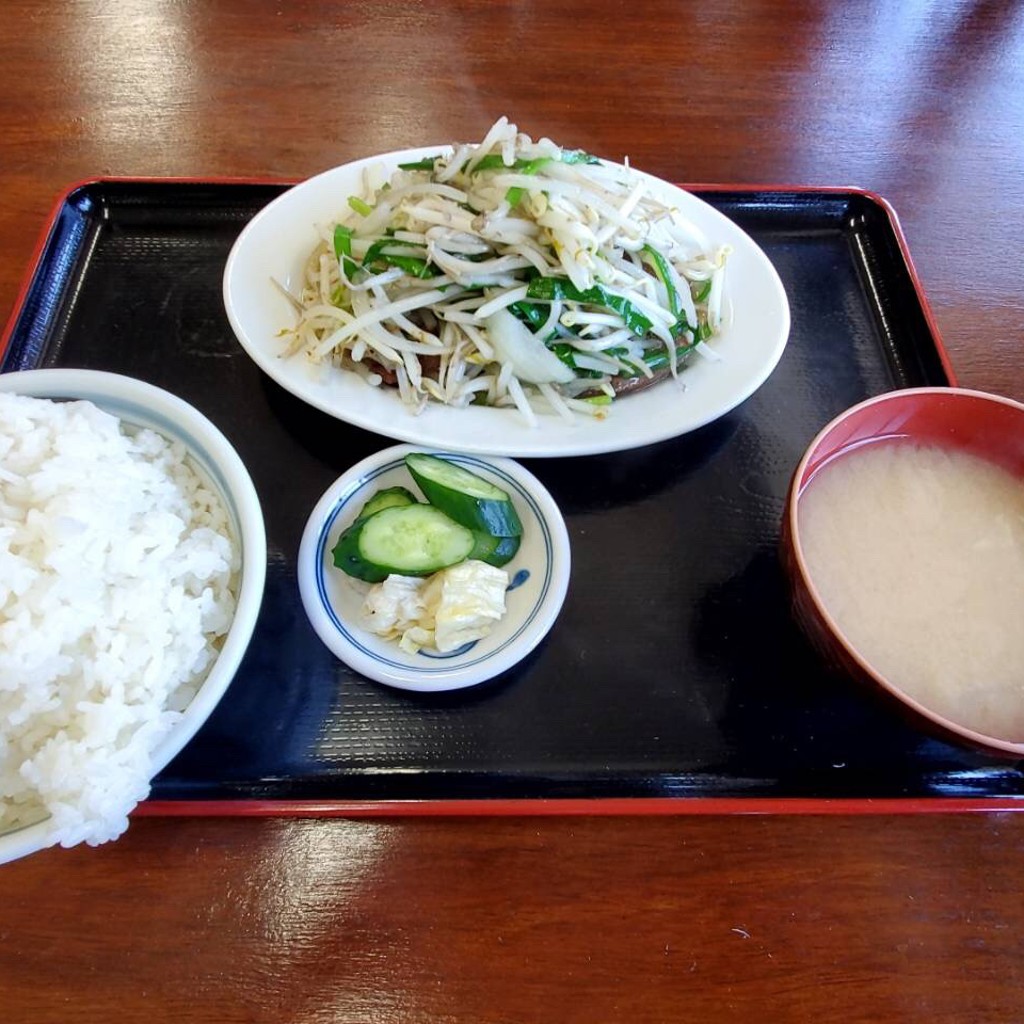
[278,117,729,423]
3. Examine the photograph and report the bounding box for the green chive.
[526,277,654,336]
[361,237,437,279]
[332,225,359,280]
[509,300,546,328]
[642,244,680,319]
[397,156,440,170]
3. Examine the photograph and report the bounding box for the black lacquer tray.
[4,180,1021,813]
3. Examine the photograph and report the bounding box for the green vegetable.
[413,151,512,180]
[505,187,527,209]
[503,157,554,206]
[642,244,680,319]
[503,157,552,207]
[379,254,435,278]
[549,342,602,378]
[470,153,516,173]
[550,341,577,368]
[333,454,525,582]
[471,150,598,174]
[356,486,417,522]
[608,337,701,380]
[526,277,653,337]
[692,279,712,303]
[332,504,475,583]
[641,244,709,342]
[468,531,521,567]
[332,225,359,279]
[470,149,600,206]
[405,453,522,538]
[509,300,546,329]
[397,156,439,170]
[362,238,437,279]
[347,196,373,217]
[642,339,700,373]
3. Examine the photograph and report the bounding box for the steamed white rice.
[0,393,238,848]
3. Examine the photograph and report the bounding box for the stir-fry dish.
[278,117,730,424]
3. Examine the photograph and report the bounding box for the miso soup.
[797,441,1024,741]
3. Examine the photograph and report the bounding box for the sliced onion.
[485,308,574,385]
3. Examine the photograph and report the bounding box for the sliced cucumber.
[332,504,475,583]
[405,453,522,538]
[356,485,417,522]
[468,531,521,567]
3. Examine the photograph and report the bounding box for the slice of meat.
[366,359,399,387]
[365,355,442,390]
[606,366,672,397]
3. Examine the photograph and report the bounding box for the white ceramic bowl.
[0,368,267,864]
[299,444,570,691]
[223,146,789,457]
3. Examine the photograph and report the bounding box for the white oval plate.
[298,445,570,691]
[224,147,790,457]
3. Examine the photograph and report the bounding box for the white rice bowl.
[0,369,266,863]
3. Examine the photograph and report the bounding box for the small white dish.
[223,146,790,458]
[0,368,267,864]
[298,445,570,691]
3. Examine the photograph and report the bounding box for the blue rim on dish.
[298,445,571,692]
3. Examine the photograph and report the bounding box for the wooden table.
[1,2,1022,1020]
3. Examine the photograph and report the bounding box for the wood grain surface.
[2,1,1023,1021]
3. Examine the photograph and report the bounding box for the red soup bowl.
[782,386,1024,758]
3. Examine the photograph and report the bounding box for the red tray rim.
[135,796,1024,818]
